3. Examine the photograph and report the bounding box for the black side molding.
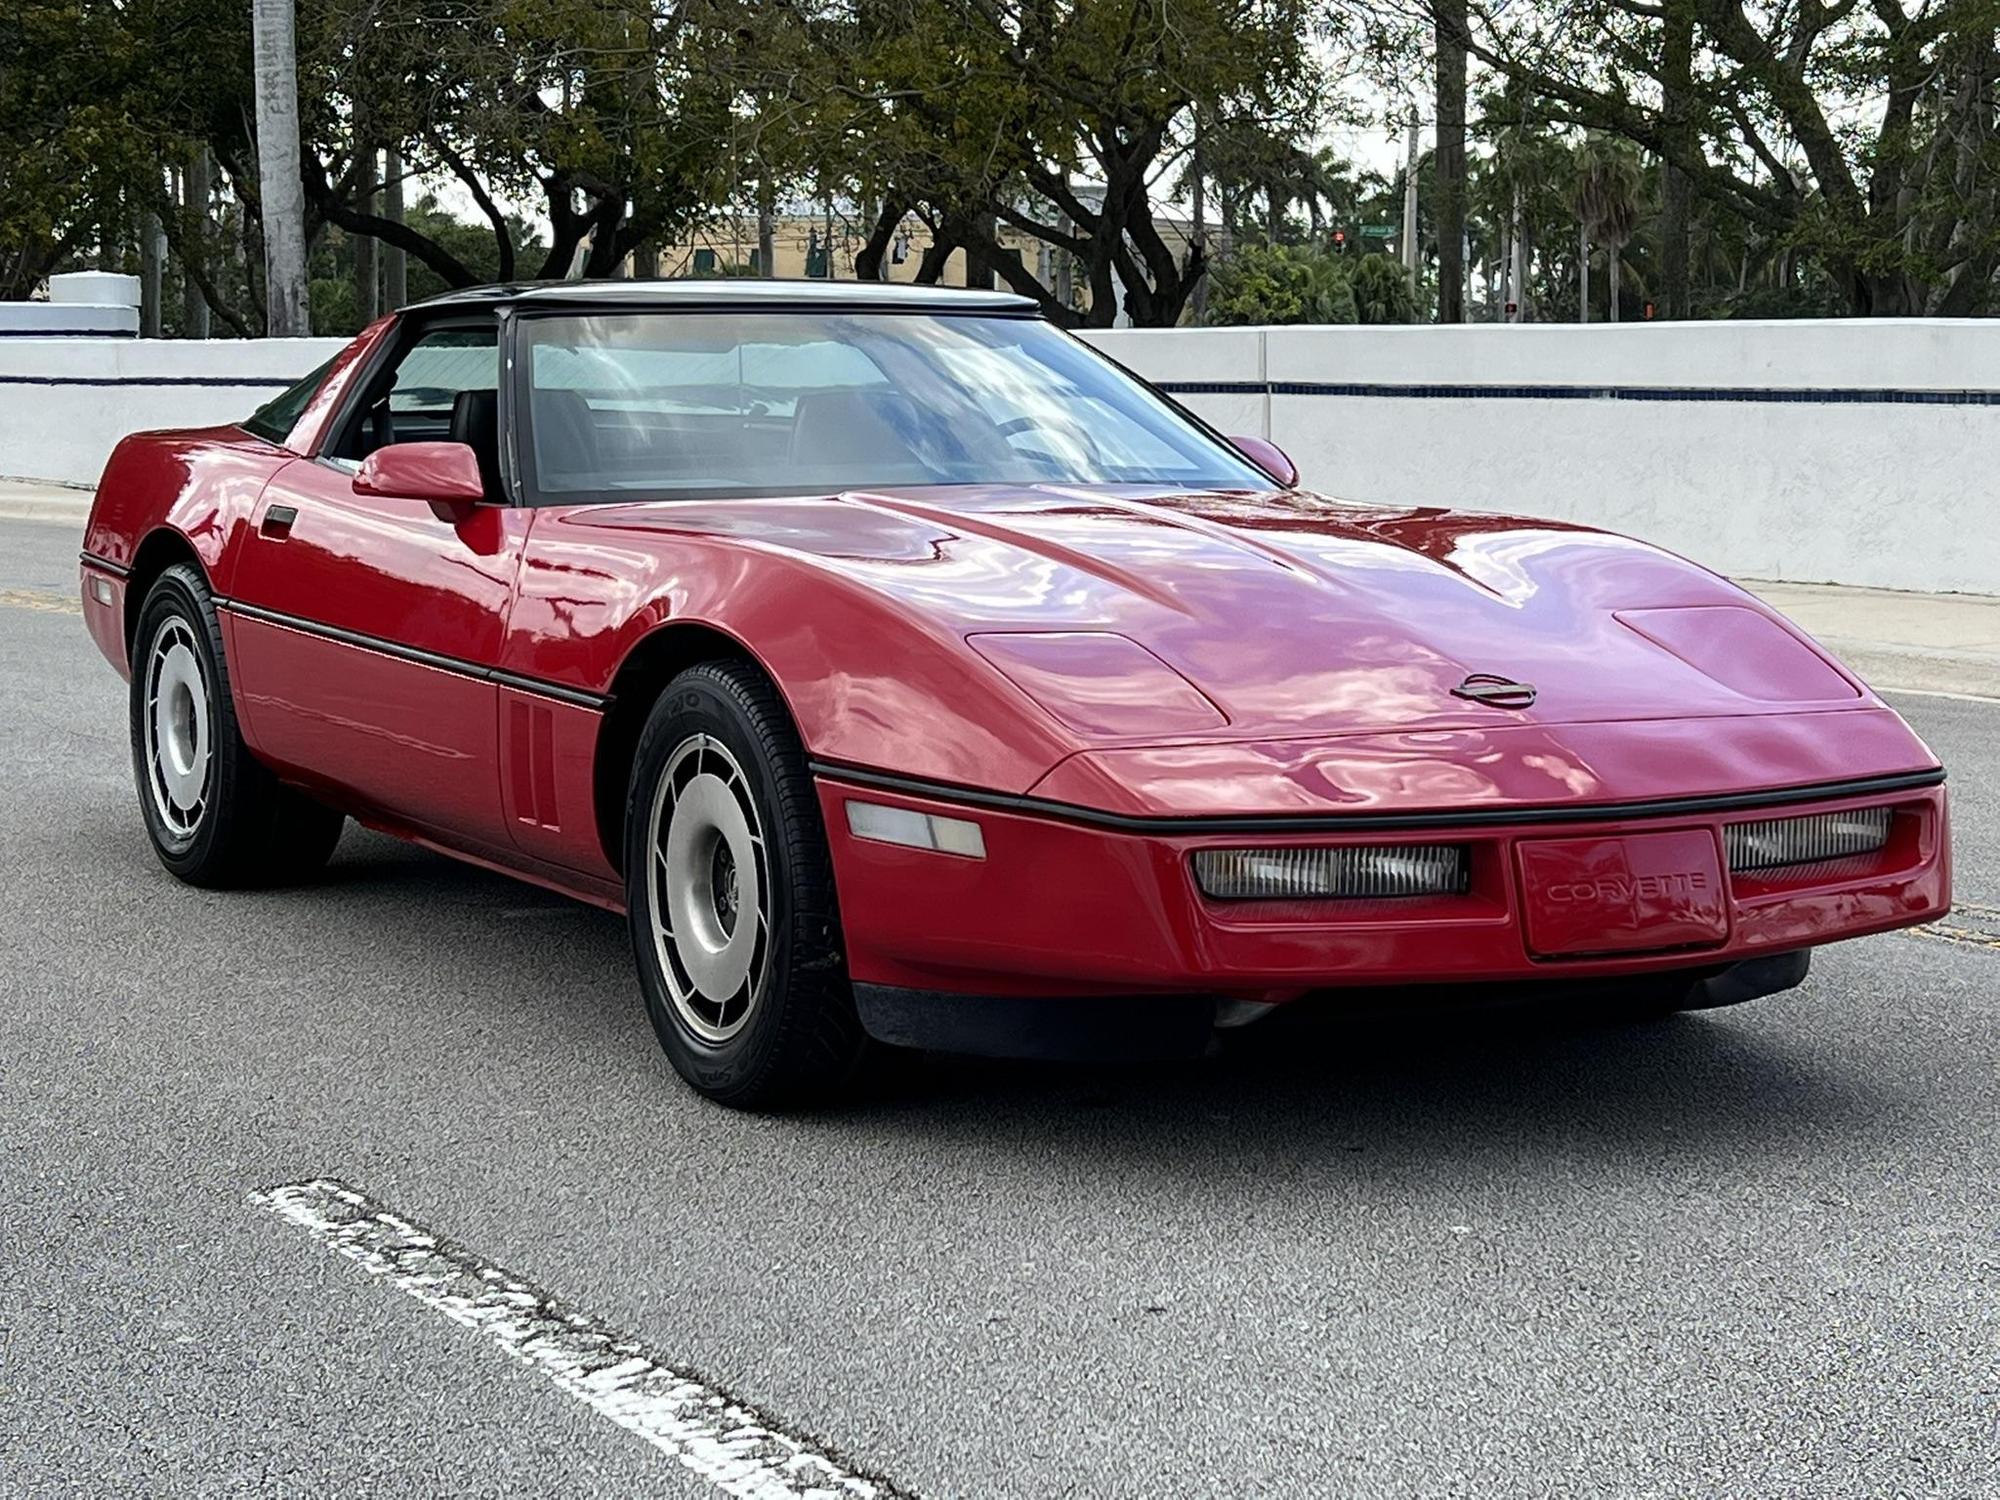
[79,551,131,578]
[215,596,611,711]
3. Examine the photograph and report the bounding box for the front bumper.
[816,768,1949,1006]
[851,950,1814,1060]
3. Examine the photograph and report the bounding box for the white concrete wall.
[1081,321,2000,595]
[2,321,1993,594]
[0,337,344,485]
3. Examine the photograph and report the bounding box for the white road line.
[250,1179,911,1500]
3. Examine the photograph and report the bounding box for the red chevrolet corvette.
[81,281,1949,1104]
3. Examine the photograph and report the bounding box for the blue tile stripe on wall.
[1156,379,2000,406]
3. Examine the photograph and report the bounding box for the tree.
[1205,242,1359,322]
[1462,0,2000,315]
[1350,252,1419,321]
[1570,130,1642,320]
[771,0,1327,326]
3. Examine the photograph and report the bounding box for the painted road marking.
[1911,903,2000,953]
[0,587,81,615]
[250,1179,912,1499]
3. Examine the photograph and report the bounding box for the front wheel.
[624,661,866,1108]
[129,563,344,887]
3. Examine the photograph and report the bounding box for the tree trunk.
[181,148,212,339]
[1400,111,1420,275]
[382,148,407,308]
[855,199,906,281]
[964,211,999,288]
[140,211,163,338]
[756,179,776,277]
[1608,248,1622,321]
[1190,128,1208,322]
[1578,227,1591,322]
[914,230,956,285]
[250,0,310,334]
[1433,0,1469,322]
[1659,0,1694,318]
[353,145,378,325]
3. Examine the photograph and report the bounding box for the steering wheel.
[993,412,1104,466]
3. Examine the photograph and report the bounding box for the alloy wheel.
[143,616,212,842]
[646,732,770,1043]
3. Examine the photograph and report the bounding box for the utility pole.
[250,0,310,334]
[1400,109,1420,279]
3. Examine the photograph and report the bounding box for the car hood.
[574,483,1879,742]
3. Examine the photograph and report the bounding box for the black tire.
[129,563,345,887]
[623,660,866,1108]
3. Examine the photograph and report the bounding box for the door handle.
[260,504,298,539]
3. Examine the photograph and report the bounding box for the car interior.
[325,310,1198,502]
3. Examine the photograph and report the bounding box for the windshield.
[515,311,1269,500]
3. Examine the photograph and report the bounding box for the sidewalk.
[3,478,1992,699]
[1746,581,2000,700]
[0,477,93,522]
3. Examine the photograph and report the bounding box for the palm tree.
[1570,132,1644,322]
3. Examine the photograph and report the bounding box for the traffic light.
[1332,229,1347,252]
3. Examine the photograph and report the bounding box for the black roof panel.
[412,278,1039,315]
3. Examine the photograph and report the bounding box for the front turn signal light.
[845,800,987,859]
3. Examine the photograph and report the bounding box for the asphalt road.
[3,514,1995,1498]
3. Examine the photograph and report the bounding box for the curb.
[0,496,94,524]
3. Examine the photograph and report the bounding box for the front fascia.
[818,774,1949,999]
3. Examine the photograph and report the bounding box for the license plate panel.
[1516,830,1729,957]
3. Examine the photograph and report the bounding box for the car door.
[226,316,532,850]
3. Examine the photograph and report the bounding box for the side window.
[242,358,336,445]
[385,328,498,428]
[333,323,499,460]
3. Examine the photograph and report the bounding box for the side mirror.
[354,441,487,521]
[1229,435,1299,489]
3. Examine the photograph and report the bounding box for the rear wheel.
[129,563,344,887]
[624,661,866,1107]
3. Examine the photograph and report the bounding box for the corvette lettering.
[1547,871,1712,903]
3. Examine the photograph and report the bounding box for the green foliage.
[1349,254,1418,324]
[1205,243,1357,325]
[1570,132,1643,251]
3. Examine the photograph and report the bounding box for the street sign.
[1360,224,1396,240]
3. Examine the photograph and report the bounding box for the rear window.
[242,359,336,444]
